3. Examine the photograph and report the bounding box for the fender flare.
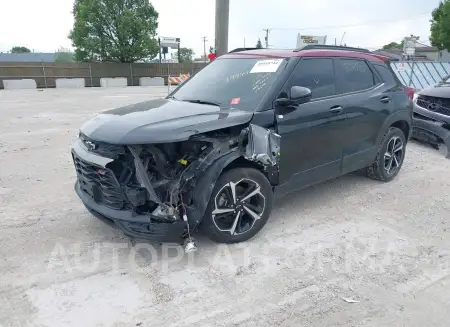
[186,151,242,227]
[375,109,412,146]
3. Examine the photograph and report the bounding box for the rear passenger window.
[335,59,375,94]
[287,58,336,99]
[373,64,397,85]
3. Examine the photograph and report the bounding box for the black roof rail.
[294,44,371,53]
[228,47,262,53]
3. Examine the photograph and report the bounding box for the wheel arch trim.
[376,109,412,146]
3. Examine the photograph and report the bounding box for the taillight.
[403,87,414,100]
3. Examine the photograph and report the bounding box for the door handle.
[329,105,343,114]
[380,96,391,103]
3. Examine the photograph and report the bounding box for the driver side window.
[286,58,336,99]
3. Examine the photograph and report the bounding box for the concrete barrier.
[3,79,37,90]
[139,77,164,87]
[55,78,85,88]
[100,77,128,88]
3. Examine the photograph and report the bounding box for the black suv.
[71,45,413,248]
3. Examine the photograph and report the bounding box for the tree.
[382,40,404,50]
[430,0,450,51]
[11,46,31,53]
[69,0,159,62]
[175,47,194,62]
[256,38,263,48]
[55,52,75,62]
[55,46,74,62]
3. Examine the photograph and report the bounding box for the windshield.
[171,57,287,110]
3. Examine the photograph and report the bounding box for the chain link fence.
[391,61,450,90]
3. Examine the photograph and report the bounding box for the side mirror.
[290,86,312,104]
[275,86,312,107]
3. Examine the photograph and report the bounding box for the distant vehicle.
[412,76,450,152]
[71,45,413,249]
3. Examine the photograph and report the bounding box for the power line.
[416,41,433,48]
[270,12,431,31]
[267,43,433,51]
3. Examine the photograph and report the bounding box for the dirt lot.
[1,87,450,327]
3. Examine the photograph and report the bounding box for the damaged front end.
[72,124,280,243]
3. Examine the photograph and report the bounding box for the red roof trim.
[221,48,385,62]
[298,49,384,62]
[220,51,290,59]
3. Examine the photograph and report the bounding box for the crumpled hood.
[80,98,253,144]
[418,84,450,99]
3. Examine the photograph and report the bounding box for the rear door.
[333,58,393,174]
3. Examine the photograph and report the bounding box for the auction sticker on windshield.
[250,59,283,74]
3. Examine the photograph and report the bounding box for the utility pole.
[263,29,270,48]
[201,36,208,62]
[215,0,230,57]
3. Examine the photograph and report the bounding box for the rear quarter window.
[373,64,397,85]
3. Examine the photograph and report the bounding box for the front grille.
[79,133,126,159]
[417,95,450,116]
[73,154,127,210]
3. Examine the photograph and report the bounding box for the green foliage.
[11,46,31,53]
[256,38,263,49]
[55,52,75,62]
[382,40,404,50]
[430,1,450,51]
[175,47,194,62]
[69,0,159,62]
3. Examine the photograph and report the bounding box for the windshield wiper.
[167,95,178,100]
[181,99,222,106]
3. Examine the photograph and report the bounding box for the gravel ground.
[1,87,450,327]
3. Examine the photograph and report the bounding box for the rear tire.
[366,127,406,182]
[199,168,273,244]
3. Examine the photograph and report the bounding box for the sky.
[0,0,442,57]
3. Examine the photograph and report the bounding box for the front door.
[275,58,347,190]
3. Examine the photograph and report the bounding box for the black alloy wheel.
[200,168,273,243]
[383,135,404,176]
[212,178,265,236]
[366,127,407,182]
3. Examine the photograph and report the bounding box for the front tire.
[366,127,406,182]
[199,168,273,244]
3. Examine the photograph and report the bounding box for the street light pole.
[215,0,229,57]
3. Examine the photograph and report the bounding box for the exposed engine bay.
[78,124,280,227]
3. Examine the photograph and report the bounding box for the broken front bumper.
[412,103,450,152]
[74,181,186,242]
[71,139,187,243]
